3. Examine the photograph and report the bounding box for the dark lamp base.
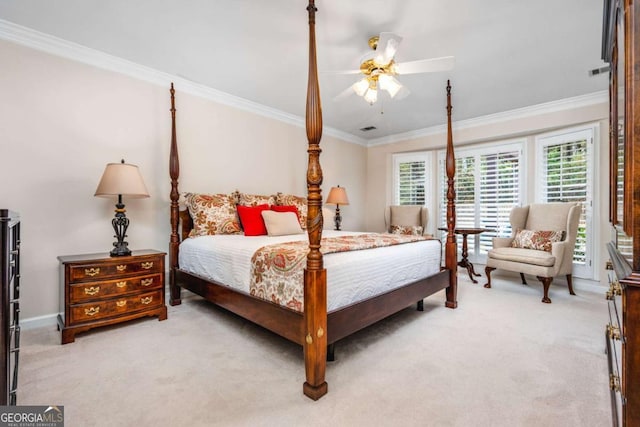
[110,243,131,257]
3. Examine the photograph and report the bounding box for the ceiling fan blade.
[374,32,403,65]
[333,85,356,102]
[321,69,362,75]
[395,56,455,75]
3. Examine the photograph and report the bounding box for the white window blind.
[393,153,432,206]
[536,126,595,278]
[438,142,523,261]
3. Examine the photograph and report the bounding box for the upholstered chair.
[384,205,429,236]
[484,202,582,303]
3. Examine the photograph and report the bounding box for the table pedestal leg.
[457,233,482,284]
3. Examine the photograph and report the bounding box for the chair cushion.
[488,247,556,267]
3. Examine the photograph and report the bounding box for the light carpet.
[19,273,611,426]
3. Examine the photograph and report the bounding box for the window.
[536,126,596,279]
[438,142,524,261]
[393,152,432,206]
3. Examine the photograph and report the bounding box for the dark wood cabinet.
[57,250,167,344]
[0,209,20,405]
[603,1,640,425]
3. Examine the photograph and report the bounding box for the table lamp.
[325,185,349,231]
[94,159,149,256]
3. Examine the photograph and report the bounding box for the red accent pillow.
[271,205,301,224]
[237,204,270,236]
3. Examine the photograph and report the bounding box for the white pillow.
[261,211,305,236]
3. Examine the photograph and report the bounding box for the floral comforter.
[249,233,431,312]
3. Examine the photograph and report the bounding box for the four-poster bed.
[168,1,458,400]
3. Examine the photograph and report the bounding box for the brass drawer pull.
[116,265,127,272]
[610,373,621,392]
[84,286,100,296]
[140,278,154,287]
[84,307,100,316]
[606,280,622,300]
[141,262,154,270]
[607,324,622,341]
[140,296,153,305]
[116,281,127,288]
[84,268,100,277]
[116,300,127,308]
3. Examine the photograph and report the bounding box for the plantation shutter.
[393,153,432,206]
[439,142,523,260]
[397,160,426,205]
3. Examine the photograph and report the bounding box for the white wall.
[0,39,367,321]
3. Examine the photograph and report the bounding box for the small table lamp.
[94,159,149,256]
[325,185,349,231]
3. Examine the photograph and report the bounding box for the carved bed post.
[169,83,182,306]
[445,80,458,308]
[303,0,328,400]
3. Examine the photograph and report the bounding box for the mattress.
[178,230,442,312]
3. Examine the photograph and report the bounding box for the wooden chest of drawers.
[57,250,167,344]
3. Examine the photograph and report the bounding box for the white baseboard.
[21,313,58,330]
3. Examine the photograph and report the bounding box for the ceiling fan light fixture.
[364,88,378,105]
[352,78,369,96]
[378,74,403,98]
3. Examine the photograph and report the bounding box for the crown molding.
[0,19,367,146]
[366,90,609,147]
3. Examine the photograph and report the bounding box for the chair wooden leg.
[566,274,576,295]
[520,273,527,285]
[536,276,553,303]
[484,266,496,288]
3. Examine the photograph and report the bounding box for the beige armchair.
[384,205,429,236]
[484,202,582,303]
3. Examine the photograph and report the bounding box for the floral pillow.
[390,225,423,236]
[511,229,564,252]
[276,193,307,230]
[238,193,276,207]
[183,193,242,237]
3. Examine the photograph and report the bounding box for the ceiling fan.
[334,32,455,105]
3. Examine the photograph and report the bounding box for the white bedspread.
[178,230,442,312]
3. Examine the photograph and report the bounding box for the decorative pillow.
[261,211,304,236]
[390,225,423,236]
[276,193,307,229]
[511,229,564,252]
[183,193,241,237]
[236,204,270,236]
[238,193,276,207]
[270,205,300,224]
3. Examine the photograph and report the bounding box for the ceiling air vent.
[360,126,377,132]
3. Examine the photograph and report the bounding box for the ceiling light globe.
[364,88,378,104]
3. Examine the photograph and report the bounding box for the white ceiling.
[0,0,608,141]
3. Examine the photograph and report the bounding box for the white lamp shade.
[326,186,350,205]
[94,162,150,198]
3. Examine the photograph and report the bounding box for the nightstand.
[57,249,167,344]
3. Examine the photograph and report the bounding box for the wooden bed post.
[303,0,328,400]
[169,83,182,306]
[444,80,458,308]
